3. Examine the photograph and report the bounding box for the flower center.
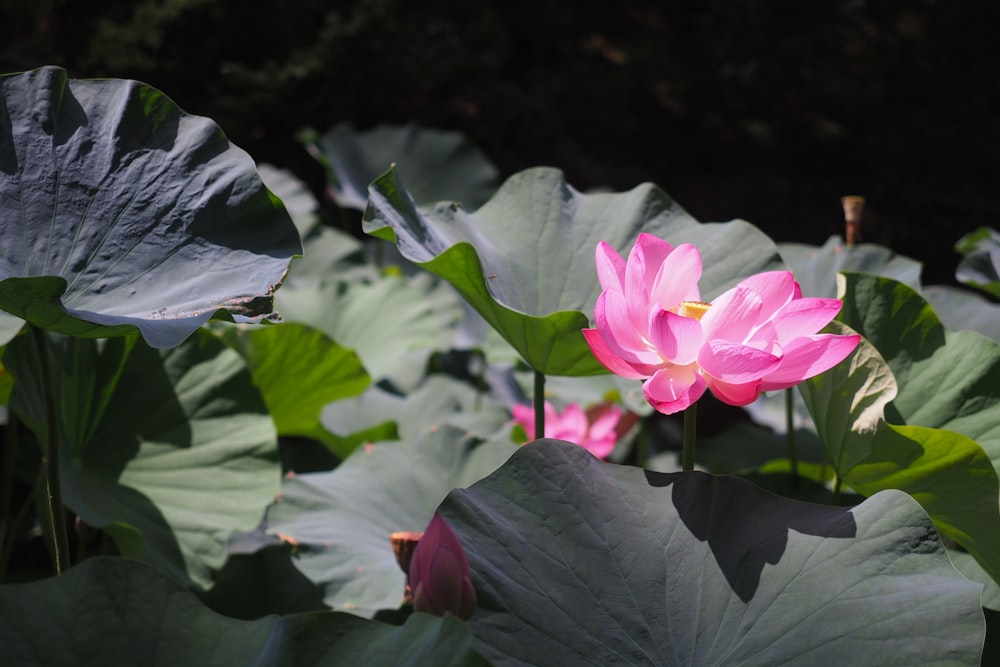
[679,301,711,321]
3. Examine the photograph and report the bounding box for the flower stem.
[682,403,697,472]
[785,389,799,485]
[30,326,70,574]
[533,369,545,439]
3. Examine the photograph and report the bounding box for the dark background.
[5,0,999,286]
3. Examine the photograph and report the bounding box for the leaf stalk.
[533,369,545,440]
[30,326,70,574]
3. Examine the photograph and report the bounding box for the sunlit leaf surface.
[0,67,301,348]
[443,441,984,666]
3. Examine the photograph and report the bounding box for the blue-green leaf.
[443,441,984,665]
[0,67,301,348]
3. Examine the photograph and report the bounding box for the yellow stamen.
[679,301,711,320]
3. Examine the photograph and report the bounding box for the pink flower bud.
[408,513,477,620]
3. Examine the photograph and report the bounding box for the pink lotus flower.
[512,401,630,459]
[408,513,477,620]
[583,234,861,415]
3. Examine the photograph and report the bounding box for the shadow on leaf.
[646,469,856,602]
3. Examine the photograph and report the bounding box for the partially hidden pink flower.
[512,401,631,459]
[408,513,476,620]
[583,235,861,415]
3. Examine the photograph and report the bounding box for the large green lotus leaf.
[218,322,370,446]
[847,422,1000,587]
[0,66,301,348]
[306,122,500,211]
[924,284,1000,342]
[276,273,460,388]
[800,321,1000,585]
[955,226,1000,298]
[364,167,784,375]
[6,329,279,587]
[837,273,1000,475]
[266,424,518,617]
[0,556,489,667]
[779,235,922,298]
[831,272,1000,587]
[440,440,984,666]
